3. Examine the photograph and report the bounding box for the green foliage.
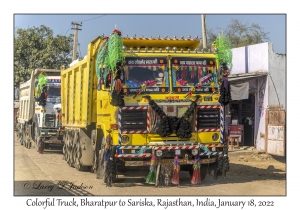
[207,19,269,49]
[14,25,73,87]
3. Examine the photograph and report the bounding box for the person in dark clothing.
[38,84,48,106]
[110,64,125,106]
[218,63,232,106]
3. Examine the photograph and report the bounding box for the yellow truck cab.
[61,32,229,186]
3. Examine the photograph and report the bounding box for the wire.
[78,43,81,59]
[268,73,281,110]
[64,24,72,36]
[77,15,107,23]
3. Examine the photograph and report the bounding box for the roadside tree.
[14,25,73,87]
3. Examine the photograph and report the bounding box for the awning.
[228,72,268,100]
[228,72,268,83]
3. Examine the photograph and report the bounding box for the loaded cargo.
[61,29,231,186]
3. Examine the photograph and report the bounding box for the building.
[227,42,286,156]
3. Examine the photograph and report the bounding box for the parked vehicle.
[61,31,229,186]
[14,100,19,130]
[16,69,64,151]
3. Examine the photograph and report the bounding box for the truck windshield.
[47,86,61,98]
[123,57,169,94]
[171,57,218,94]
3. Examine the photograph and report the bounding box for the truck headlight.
[121,135,129,144]
[192,148,199,155]
[212,133,219,141]
[156,150,163,157]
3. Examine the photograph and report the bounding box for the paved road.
[14,134,286,196]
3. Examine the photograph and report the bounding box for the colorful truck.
[61,30,230,186]
[16,69,64,151]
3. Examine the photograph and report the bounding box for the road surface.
[14,134,286,196]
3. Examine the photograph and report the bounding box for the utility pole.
[201,14,207,50]
[71,22,82,61]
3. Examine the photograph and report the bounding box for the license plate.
[125,161,150,166]
[204,96,212,101]
[175,149,181,155]
[160,159,186,165]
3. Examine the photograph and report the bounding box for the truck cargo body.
[61,36,227,184]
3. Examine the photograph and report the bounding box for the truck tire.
[20,128,24,145]
[74,137,85,171]
[33,117,40,152]
[97,145,105,179]
[98,145,117,185]
[105,146,117,187]
[62,131,67,160]
[93,128,104,173]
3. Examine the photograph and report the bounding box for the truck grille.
[121,110,147,131]
[45,114,56,128]
[197,108,220,129]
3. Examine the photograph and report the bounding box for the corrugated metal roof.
[228,72,268,82]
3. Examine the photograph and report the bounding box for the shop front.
[226,73,268,147]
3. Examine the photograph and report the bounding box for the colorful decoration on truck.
[171,156,180,185]
[38,71,48,89]
[171,58,218,92]
[145,155,157,184]
[96,28,125,87]
[143,95,200,138]
[96,37,109,83]
[108,29,125,74]
[191,155,201,184]
[213,34,232,71]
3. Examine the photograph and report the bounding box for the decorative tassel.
[96,38,109,82]
[171,156,180,185]
[185,90,193,98]
[108,29,125,73]
[214,34,232,71]
[135,148,145,154]
[200,145,211,153]
[191,155,201,184]
[145,155,157,184]
[38,138,43,154]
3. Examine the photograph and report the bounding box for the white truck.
[16,68,64,152]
